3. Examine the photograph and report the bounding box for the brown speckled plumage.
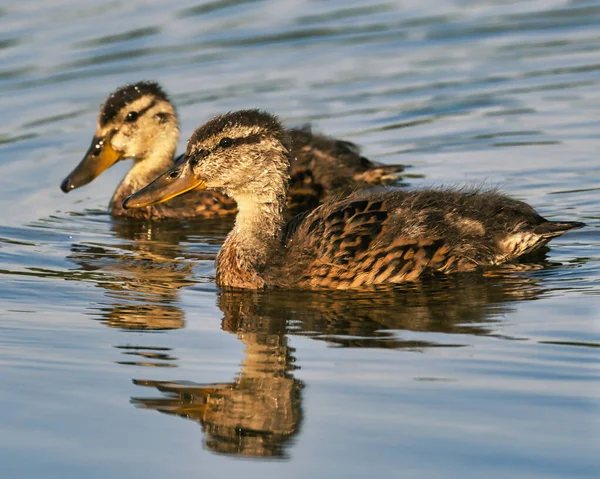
[287,126,404,212]
[124,110,584,290]
[274,189,583,289]
[61,82,402,220]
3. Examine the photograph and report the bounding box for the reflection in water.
[67,218,231,329]
[66,217,232,365]
[133,291,303,458]
[115,345,179,368]
[130,271,544,458]
[280,271,545,348]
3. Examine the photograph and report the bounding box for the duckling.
[61,82,404,219]
[123,110,584,290]
[61,82,235,220]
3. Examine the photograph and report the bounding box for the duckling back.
[275,188,583,289]
[286,127,404,213]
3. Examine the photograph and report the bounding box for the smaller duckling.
[61,82,235,220]
[60,81,404,219]
[123,110,584,290]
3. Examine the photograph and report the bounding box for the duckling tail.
[352,162,405,186]
[533,221,586,238]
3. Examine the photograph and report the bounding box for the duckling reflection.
[279,271,546,347]
[132,290,303,459]
[66,218,231,366]
[130,272,543,458]
[222,272,545,348]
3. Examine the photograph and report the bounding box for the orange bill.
[61,136,121,192]
[123,157,206,209]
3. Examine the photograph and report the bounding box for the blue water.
[1,0,599,477]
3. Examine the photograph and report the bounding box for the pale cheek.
[111,128,136,152]
[110,134,126,150]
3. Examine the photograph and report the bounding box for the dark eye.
[219,137,233,148]
[125,111,139,123]
[189,158,198,167]
[168,170,180,179]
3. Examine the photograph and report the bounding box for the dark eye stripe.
[125,99,157,123]
[187,135,262,160]
[213,134,262,150]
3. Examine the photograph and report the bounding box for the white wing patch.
[497,232,548,261]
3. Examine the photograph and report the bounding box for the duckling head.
[124,109,291,209]
[61,81,178,193]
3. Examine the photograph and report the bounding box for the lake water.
[1,0,599,477]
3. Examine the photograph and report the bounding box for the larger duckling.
[61,82,404,219]
[123,110,584,290]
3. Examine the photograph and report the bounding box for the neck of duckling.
[111,139,177,212]
[217,173,289,289]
